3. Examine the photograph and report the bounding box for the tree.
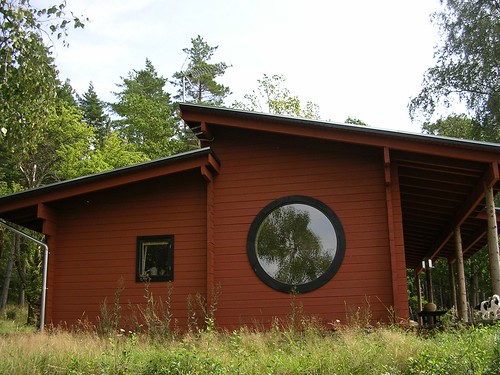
[422,114,480,140]
[78,82,111,149]
[409,0,499,142]
[172,35,231,105]
[0,0,86,318]
[0,0,87,188]
[345,117,368,126]
[233,74,321,119]
[111,59,187,159]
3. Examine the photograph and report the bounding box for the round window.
[247,196,345,293]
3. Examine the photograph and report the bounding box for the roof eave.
[180,104,500,160]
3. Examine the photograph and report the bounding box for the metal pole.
[0,221,48,332]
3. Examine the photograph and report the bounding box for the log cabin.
[0,103,499,330]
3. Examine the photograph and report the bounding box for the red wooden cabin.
[1,104,499,330]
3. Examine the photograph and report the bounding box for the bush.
[406,323,500,375]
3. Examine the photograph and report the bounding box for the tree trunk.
[473,272,479,307]
[0,234,18,314]
[18,288,25,308]
[0,228,4,261]
[14,236,28,290]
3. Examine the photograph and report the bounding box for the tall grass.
[2,289,499,374]
[1,320,498,374]
[0,305,35,334]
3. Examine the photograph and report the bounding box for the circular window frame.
[247,196,346,294]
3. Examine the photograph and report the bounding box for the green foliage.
[0,1,88,189]
[345,117,368,126]
[406,323,500,374]
[410,0,499,142]
[78,81,111,149]
[0,305,34,333]
[112,59,187,159]
[172,35,231,105]
[233,74,321,119]
[422,114,481,140]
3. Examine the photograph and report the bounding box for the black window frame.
[136,235,174,282]
[247,196,346,294]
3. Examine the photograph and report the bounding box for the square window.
[136,235,174,282]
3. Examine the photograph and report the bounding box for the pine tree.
[78,82,111,149]
[172,35,231,105]
[111,59,187,159]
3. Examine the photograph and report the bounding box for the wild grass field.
[0,305,499,374]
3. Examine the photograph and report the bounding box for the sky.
[44,0,449,133]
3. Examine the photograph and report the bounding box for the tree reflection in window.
[256,204,336,284]
[248,196,345,293]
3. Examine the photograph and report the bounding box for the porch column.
[416,271,423,325]
[454,227,468,322]
[484,182,500,295]
[448,259,457,310]
[424,261,434,303]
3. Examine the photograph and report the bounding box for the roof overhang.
[0,147,220,233]
[180,104,500,162]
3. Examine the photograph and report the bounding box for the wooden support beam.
[383,147,408,317]
[454,227,468,322]
[421,163,499,272]
[448,259,457,311]
[425,265,434,304]
[484,182,500,295]
[37,203,57,237]
[416,271,423,325]
[206,179,215,308]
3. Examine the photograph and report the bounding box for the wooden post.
[425,263,434,303]
[454,227,468,322]
[416,271,423,325]
[448,260,457,311]
[484,182,500,295]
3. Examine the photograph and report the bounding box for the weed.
[186,283,221,333]
[96,277,124,336]
[136,281,174,339]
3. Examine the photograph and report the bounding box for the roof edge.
[180,103,500,153]
[0,147,216,203]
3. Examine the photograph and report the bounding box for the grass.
[0,306,36,334]
[0,314,499,374]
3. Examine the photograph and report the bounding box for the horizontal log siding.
[50,170,207,329]
[210,128,393,328]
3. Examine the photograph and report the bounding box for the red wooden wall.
[207,127,399,327]
[46,170,208,329]
[43,126,408,329]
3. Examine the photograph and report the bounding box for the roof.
[180,104,500,157]
[0,147,220,232]
[180,104,500,270]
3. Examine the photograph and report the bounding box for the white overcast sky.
[43,0,454,132]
